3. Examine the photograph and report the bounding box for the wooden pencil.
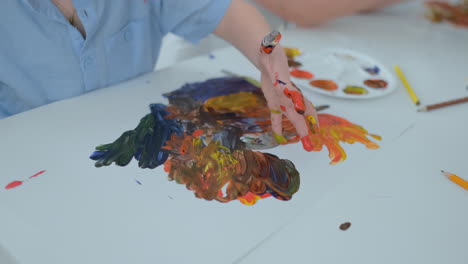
[394,65,420,106]
[442,170,468,190]
[418,96,468,112]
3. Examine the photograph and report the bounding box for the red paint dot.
[280,105,286,111]
[192,129,204,137]
[29,170,46,179]
[5,181,23,190]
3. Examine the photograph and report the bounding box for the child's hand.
[258,31,319,151]
[213,2,319,151]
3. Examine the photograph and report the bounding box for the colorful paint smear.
[162,134,299,202]
[290,69,314,79]
[343,86,368,95]
[4,170,46,190]
[425,1,468,27]
[364,79,388,89]
[90,77,380,205]
[310,80,339,91]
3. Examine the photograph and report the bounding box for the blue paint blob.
[364,66,380,75]
[163,77,261,103]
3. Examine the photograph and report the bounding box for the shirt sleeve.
[158,0,232,43]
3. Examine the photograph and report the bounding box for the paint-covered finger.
[260,30,282,54]
[304,99,320,134]
[284,110,314,151]
[271,111,286,144]
[283,87,306,114]
[261,74,285,144]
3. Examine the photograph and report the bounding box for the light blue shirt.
[0,0,231,118]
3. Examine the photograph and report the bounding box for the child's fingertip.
[301,136,314,151]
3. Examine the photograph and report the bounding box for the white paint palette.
[289,48,397,99]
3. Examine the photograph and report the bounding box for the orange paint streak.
[261,47,273,54]
[308,114,381,164]
[163,160,171,172]
[301,135,314,152]
[283,88,305,114]
[290,69,314,79]
[238,192,272,205]
[273,34,282,43]
[192,129,204,137]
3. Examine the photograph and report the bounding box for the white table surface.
[1,1,467,264]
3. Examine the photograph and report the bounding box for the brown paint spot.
[287,59,302,67]
[339,222,351,231]
[364,79,388,89]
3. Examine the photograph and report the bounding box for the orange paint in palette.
[310,80,339,91]
[290,69,314,79]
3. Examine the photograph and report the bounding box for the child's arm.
[214,0,318,151]
[253,0,407,26]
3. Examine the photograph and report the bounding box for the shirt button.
[83,57,93,69]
